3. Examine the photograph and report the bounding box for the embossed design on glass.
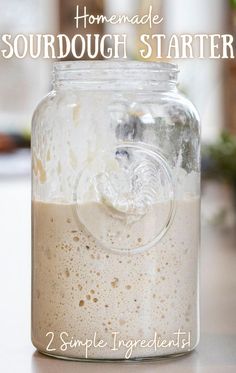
[74,143,175,253]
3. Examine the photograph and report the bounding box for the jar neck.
[52,61,179,92]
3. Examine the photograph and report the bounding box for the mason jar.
[31,61,200,361]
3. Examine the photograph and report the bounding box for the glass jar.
[31,61,200,361]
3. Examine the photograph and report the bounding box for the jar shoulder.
[31,90,57,129]
[159,91,200,121]
[31,89,200,133]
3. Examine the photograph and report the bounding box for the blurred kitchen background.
[1,3,236,370]
[0,0,236,231]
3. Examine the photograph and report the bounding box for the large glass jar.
[31,61,200,361]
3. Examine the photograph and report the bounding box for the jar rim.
[53,60,179,91]
[53,60,179,73]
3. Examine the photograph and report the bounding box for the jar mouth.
[53,60,179,90]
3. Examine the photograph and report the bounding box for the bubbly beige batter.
[32,197,199,359]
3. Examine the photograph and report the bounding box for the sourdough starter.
[32,197,199,359]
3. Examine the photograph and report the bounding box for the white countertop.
[0,177,235,373]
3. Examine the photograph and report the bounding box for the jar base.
[36,348,195,363]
